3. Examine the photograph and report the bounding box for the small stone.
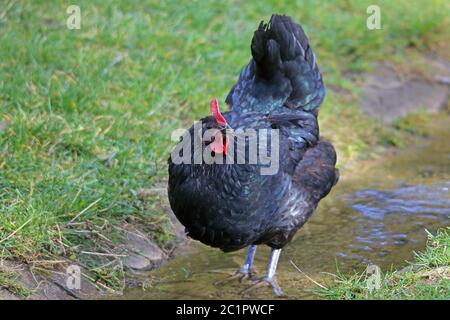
[123,253,153,271]
[0,289,20,300]
[163,240,176,252]
[122,229,166,271]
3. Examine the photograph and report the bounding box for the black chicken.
[168,15,339,295]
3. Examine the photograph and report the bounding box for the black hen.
[168,15,338,296]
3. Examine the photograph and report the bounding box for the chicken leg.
[214,245,257,285]
[241,248,282,296]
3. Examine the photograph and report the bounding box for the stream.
[122,115,450,299]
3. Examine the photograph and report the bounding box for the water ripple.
[345,182,450,257]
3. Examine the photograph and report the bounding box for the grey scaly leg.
[240,245,257,275]
[242,248,282,296]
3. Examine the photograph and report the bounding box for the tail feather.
[226,14,325,114]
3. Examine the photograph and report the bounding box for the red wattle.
[210,130,228,155]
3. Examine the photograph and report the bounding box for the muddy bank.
[0,205,186,300]
[0,218,185,300]
[358,53,450,123]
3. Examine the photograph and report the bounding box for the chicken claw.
[241,276,282,296]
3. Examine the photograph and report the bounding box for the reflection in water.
[120,117,450,299]
[352,184,450,220]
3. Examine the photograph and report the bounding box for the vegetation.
[320,228,450,299]
[0,0,448,295]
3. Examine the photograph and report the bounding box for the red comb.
[210,98,228,126]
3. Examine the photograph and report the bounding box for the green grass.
[0,0,449,293]
[320,227,450,299]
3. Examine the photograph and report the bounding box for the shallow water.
[122,116,450,299]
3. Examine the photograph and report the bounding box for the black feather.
[226,14,325,114]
